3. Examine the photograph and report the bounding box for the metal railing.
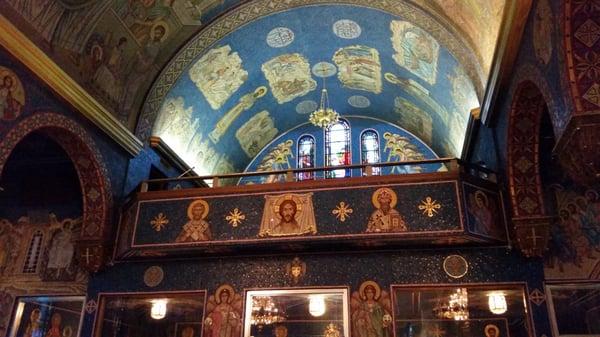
[140,158,496,192]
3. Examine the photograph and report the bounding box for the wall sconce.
[488,292,507,315]
[309,295,326,317]
[150,299,168,320]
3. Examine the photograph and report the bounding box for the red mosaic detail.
[0,112,112,240]
[564,0,600,113]
[507,81,546,217]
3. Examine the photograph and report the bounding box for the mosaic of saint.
[351,281,392,337]
[204,285,243,337]
[259,193,317,237]
[176,199,212,243]
[333,45,382,94]
[235,110,278,158]
[0,67,25,121]
[533,0,553,65]
[467,189,502,238]
[262,53,316,104]
[366,188,407,233]
[209,86,267,143]
[189,45,248,110]
[390,20,439,85]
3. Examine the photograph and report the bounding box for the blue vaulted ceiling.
[151,4,481,176]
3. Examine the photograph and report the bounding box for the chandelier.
[433,288,469,321]
[309,77,339,128]
[250,296,285,328]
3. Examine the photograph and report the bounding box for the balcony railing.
[140,158,496,192]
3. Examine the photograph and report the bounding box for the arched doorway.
[0,113,112,272]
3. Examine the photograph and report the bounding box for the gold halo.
[273,194,303,219]
[187,199,209,219]
[254,86,268,98]
[484,324,500,337]
[151,21,170,42]
[372,188,397,209]
[359,280,381,300]
[0,66,25,104]
[215,284,235,304]
[474,190,488,207]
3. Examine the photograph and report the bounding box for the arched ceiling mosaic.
[148,3,487,176]
[1,0,507,134]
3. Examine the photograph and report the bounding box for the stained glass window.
[297,135,315,181]
[325,119,351,178]
[361,129,380,175]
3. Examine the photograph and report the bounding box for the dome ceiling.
[1,0,510,174]
[149,3,484,175]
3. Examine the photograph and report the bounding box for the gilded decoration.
[256,140,295,183]
[528,289,545,306]
[366,188,407,233]
[443,255,468,279]
[226,208,246,228]
[390,20,439,85]
[261,53,316,104]
[332,202,353,222]
[150,213,169,232]
[176,199,212,243]
[143,265,164,287]
[324,324,341,337]
[418,197,441,217]
[259,193,317,237]
[351,281,392,337]
[0,66,25,121]
[84,299,98,314]
[209,86,268,143]
[188,45,248,110]
[484,325,500,337]
[235,110,278,158]
[204,285,243,337]
[333,45,382,94]
[286,257,306,284]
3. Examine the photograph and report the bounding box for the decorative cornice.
[0,14,143,156]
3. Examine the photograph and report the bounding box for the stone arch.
[0,113,112,271]
[507,80,554,257]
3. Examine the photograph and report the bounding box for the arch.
[0,113,112,271]
[507,81,548,218]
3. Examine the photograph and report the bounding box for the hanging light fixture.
[150,299,167,320]
[308,295,326,317]
[433,288,469,321]
[309,76,340,128]
[250,296,285,328]
[488,292,507,315]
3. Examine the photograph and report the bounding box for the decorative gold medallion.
[150,212,169,232]
[143,266,164,287]
[419,196,441,217]
[324,323,341,337]
[332,201,353,222]
[484,324,500,337]
[226,208,246,227]
[443,255,468,279]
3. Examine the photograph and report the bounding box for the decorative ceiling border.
[0,14,143,156]
[136,0,487,141]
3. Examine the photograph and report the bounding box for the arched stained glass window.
[325,119,351,178]
[23,231,43,273]
[297,135,315,181]
[361,129,380,175]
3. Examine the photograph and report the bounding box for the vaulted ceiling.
[0,0,513,175]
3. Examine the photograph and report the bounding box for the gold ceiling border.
[136,0,488,141]
[0,14,143,156]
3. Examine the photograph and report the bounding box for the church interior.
[0,0,599,336]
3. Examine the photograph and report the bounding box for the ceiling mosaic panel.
[151,4,481,176]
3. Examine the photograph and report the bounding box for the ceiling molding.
[0,14,143,156]
[480,0,533,125]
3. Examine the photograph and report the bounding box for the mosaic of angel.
[351,281,393,337]
[467,190,501,238]
[256,140,294,183]
[204,285,243,337]
[0,67,25,121]
[383,132,425,174]
[0,218,23,275]
[41,216,83,281]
